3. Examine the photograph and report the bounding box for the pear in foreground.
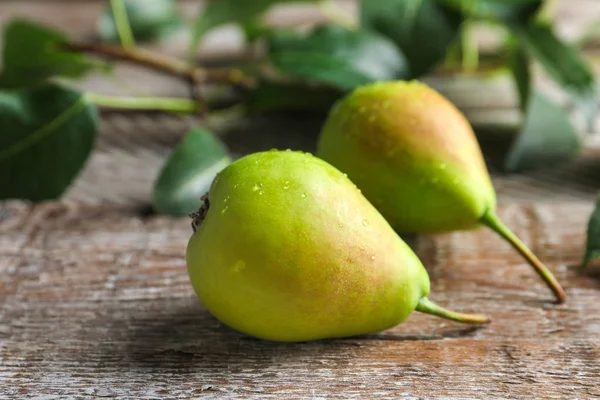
[186,150,489,342]
[317,81,566,303]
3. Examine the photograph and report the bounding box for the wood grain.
[1,201,599,399]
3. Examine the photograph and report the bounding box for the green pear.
[317,80,566,303]
[186,150,489,342]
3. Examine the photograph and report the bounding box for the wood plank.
[1,201,599,398]
[62,112,600,208]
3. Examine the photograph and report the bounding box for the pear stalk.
[481,210,566,304]
[416,297,490,324]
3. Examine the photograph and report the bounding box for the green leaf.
[98,0,182,43]
[268,25,409,90]
[583,198,600,268]
[505,91,580,172]
[0,84,98,201]
[189,0,318,55]
[435,0,542,22]
[152,128,231,216]
[361,0,462,77]
[0,20,96,89]
[505,38,582,173]
[242,20,274,43]
[506,38,531,110]
[246,82,344,114]
[512,23,597,121]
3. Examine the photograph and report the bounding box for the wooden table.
[2,200,600,399]
[2,1,600,398]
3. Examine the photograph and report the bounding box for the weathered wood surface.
[61,111,600,209]
[8,195,600,398]
[1,201,599,399]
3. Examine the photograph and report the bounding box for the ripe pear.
[317,80,566,303]
[186,150,489,342]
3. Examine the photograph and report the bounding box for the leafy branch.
[62,41,256,89]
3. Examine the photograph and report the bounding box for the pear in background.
[317,81,566,303]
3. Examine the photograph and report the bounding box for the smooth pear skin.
[317,80,496,233]
[186,150,430,342]
[316,80,566,304]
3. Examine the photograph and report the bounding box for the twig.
[86,93,201,113]
[65,41,193,78]
[461,20,479,73]
[109,0,135,49]
[63,41,256,88]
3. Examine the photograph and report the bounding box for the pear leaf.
[0,84,98,201]
[152,128,232,216]
[506,38,531,110]
[583,198,600,268]
[512,22,597,123]
[0,20,98,89]
[505,91,580,172]
[505,40,580,173]
[98,0,182,43]
[268,25,409,90]
[361,0,462,77]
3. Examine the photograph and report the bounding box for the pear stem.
[481,210,566,304]
[416,297,490,324]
